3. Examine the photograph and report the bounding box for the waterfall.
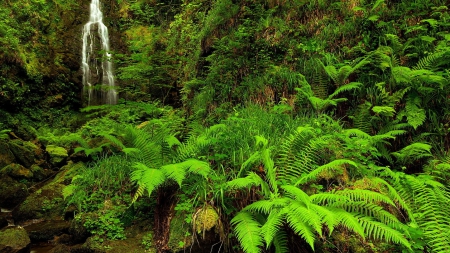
[81,0,117,105]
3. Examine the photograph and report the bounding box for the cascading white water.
[81,0,117,105]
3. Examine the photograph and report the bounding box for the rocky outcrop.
[13,182,65,223]
[0,141,15,169]
[8,140,43,168]
[0,175,28,209]
[1,164,33,180]
[0,227,31,253]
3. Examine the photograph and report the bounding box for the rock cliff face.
[0,0,125,110]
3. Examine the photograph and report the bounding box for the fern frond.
[392,142,432,164]
[329,82,362,99]
[334,189,396,207]
[288,201,323,237]
[99,133,126,150]
[260,209,286,247]
[295,159,357,185]
[243,198,289,215]
[332,209,366,240]
[285,209,316,250]
[358,216,411,249]
[131,163,166,197]
[231,211,264,253]
[272,229,289,253]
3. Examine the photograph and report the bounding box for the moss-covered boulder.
[0,163,33,180]
[30,164,54,181]
[0,140,15,169]
[46,145,68,167]
[0,227,31,253]
[8,139,43,168]
[13,181,65,222]
[25,220,70,242]
[167,214,193,252]
[0,175,29,209]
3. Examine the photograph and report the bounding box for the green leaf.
[231,212,263,253]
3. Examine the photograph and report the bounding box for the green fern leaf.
[231,212,263,253]
[131,163,166,197]
[260,209,286,247]
[285,209,316,250]
[295,159,357,185]
[359,216,411,249]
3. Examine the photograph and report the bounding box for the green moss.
[194,205,219,234]
[46,144,68,165]
[0,227,30,248]
[0,163,33,179]
[167,213,192,251]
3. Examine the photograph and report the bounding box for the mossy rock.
[0,227,31,253]
[0,175,29,209]
[13,181,65,222]
[167,213,192,252]
[0,140,15,169]
[8,139,43,168]
[25,220,70,242]
[1,163,33,180]
[30,164,54,181]
[46,145,68,167]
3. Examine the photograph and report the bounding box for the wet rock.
[0,226,31,253]
[46,145,68,167]
[48,244,71,253]
[13,182,65,222]
[0,175,29,209]
[0,164,33,180]
[0,140,15,169]
[30,164,54,181]
[0,216,8,229]
[8,140,43,168]
[69,215,90,244]
[25,220,70,242]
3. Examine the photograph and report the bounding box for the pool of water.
[30,242,55,253]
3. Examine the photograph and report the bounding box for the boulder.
[13,182,65,222]
[0,175,29,209]
[46,145,68,167]
[0,141,15,169]
[0,227,31,253]
[30,164,54,181]
[8,140,43,168]
[25,220,70,242]
[0,164,33,180]
[0,216,8,229]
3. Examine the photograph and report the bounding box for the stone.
[13,182,65,223]
[0,227,31,253]
[0,140,15,169]
[0,164,33,180]
[25,220,70,242]
[46,145,68,167]
[8,140,42,168]
[30,164,54,181]
[0,175,29,209]
[0,216,8,229]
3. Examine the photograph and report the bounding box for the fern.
[0,129,10,140]
[231,212,264,253]
[391,142,432,164]
[405,93,426,130]
[381,168,450,252]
